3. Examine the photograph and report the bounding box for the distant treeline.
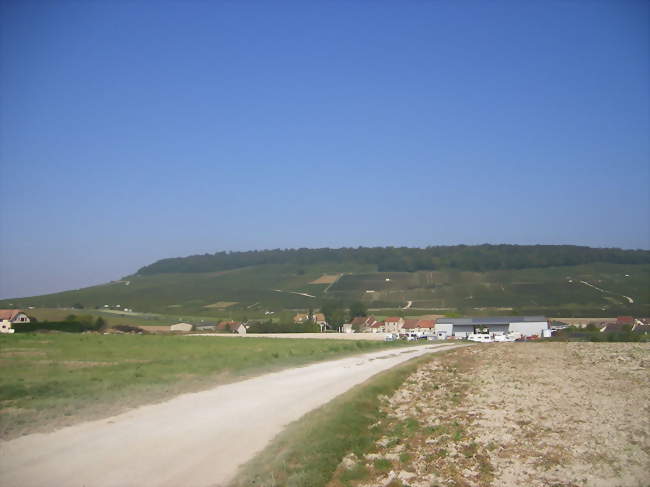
[136,245,650,275]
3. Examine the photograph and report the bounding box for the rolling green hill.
[2,246,649,319]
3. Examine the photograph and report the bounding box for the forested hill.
[136,245,650,276]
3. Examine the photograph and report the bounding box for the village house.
[402,319,436,334]
[369,320,386,333]
[313,313,327,326]
[402,319,419,333]
[0,309,30,324]
[170,322,193,332]
[347,315,377,332]
[293,313,309,323]
[384,316,405,333]
[416,319,436,333]
[217,320,241,332]
[0,320,15,334]
[293,312,327,325]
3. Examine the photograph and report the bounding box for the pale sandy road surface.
[0,343,458,487]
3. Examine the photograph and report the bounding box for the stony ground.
[328,343,650,487]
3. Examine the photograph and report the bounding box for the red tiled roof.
[371,321,384,328]
[385,317,401,322]
[216,320,240,330]
[351,316,368,326]
[402,319,419,329]
[616,316,634,324]
[0,309,23,321]
[417,319,436,329]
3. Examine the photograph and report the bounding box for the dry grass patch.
[203,301,238,308]
[329,343,649,487]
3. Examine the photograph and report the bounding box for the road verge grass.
[0,334,416,439]
[228,347,460,487]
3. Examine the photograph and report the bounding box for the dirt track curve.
[0,343,458,487]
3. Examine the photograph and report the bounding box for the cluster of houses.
[346,315,551,338]
[347,316,436,334]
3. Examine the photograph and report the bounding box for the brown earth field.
[329,343,650,487]
[311,274,343,284]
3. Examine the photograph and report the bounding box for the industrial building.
[435,316,548,338]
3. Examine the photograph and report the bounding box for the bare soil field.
[311,274,343,284]
[329,343,649,487]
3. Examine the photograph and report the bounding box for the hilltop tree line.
[136,245,650,275]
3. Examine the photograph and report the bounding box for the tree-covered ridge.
[136,245,650,275]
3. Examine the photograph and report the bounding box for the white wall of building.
[435,323,453,335]
[170,323,193,332]
[509,321,548,337]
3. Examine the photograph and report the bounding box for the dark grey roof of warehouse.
[437,316,547,325]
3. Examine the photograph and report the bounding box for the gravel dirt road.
[0,343,457,487]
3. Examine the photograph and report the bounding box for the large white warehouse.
[435,316,548,338]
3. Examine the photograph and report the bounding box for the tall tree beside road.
[321,301,347,330]
[349,301,368,318]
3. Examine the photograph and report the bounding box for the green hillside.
[2,246,649,318]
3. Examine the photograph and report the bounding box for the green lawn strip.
[228,349,456,487]
[0,334,417,439]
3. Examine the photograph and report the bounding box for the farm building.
[435,316,548,338]
[0,309,30,324]
[170,322,193,332]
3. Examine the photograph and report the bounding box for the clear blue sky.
[1,0,648,299]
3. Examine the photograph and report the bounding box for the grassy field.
[0,333,414,439]
[2,262,648,317]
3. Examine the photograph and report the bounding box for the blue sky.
[1,0,648,298]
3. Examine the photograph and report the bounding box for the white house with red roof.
[0,309,29,334]
[347,315,378,333]
[402,318,436,334]
[369,320,385,333]
[0,309,30,324]
[384,317,405,333]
